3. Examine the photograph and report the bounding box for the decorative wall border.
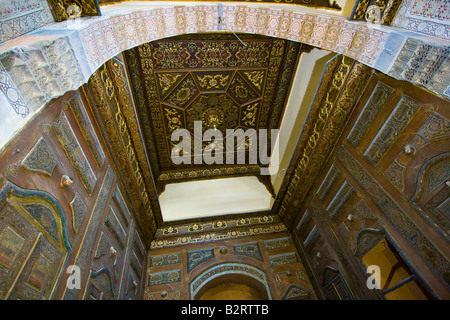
[154,214,278,237]
[392,0,449,40]
[151,222,288,249]
[0,63,29,117]
[0,2,448,151]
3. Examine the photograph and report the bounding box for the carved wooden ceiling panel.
[123,34,307,189]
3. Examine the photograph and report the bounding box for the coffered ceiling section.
[123,34,308,188]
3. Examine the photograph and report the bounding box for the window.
[362,238,433,300]
[323,267,352,300]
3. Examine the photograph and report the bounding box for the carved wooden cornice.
[350,0,402,25]
[275,55,373,229]
[82,63,158,246]
[151,213,286,249]
[47,0,101,22]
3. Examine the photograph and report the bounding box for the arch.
[2,1,446,123]
[410,152,450,203]
[353,227,386,258]
[190,262,271,299]
[409,152,450,240]
[0,181,71,299]
[322,266,353,299]
[79,4,384,74]
[281,284,312,300]
[0,181,71,252]
[85,267,116,300]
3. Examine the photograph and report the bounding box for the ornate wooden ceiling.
[82,31,371,233]
[123,34,309,192]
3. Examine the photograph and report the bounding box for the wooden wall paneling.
[291,227,327,300]
[51,108,98,195]
[132,228,146,299]
[60,165,116,300]
[264,235,315,300]
[308,195,381,299]
[0,200,41,299]
[68,93,106,170]
[72,84,148,300]
[338,73,449,298]
[354,76,448,297]
[144,227,315,300]
[0,183,72,300]
[294,209,315,244]
[0,84,148,299]
[292,208,331,299]
[335,146,447,299]
[288,73,380,300]
[289,70,449,300]
[145,247,183,300]
[0,91,93,300]
[301,223,347,298]
[119,226,144,300]
[331,188,383,255]
[86,194,127,300]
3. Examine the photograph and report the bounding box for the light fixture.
[202,108,224,131]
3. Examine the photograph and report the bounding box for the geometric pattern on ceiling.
[123,34,305,185]
[84,40,371,231]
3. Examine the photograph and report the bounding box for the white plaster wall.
[269,48,337,199]
[159,176,273,221]
[0,90,27,152]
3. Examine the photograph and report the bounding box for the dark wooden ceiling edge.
[101,55,165,228]
[123,48,164,177]
[271,54,346,216]
[156,167,261,193]
[82,70,157,247]
[276,57,374,230]
[150,212,288,248]
[106,57,159,193]
[149,222,289,250]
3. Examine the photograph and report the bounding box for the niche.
[194,273,269,300]
[361,238,433,300]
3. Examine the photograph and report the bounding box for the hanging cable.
[231,31,247,47]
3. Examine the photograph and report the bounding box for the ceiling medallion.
[202,108,224,130]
